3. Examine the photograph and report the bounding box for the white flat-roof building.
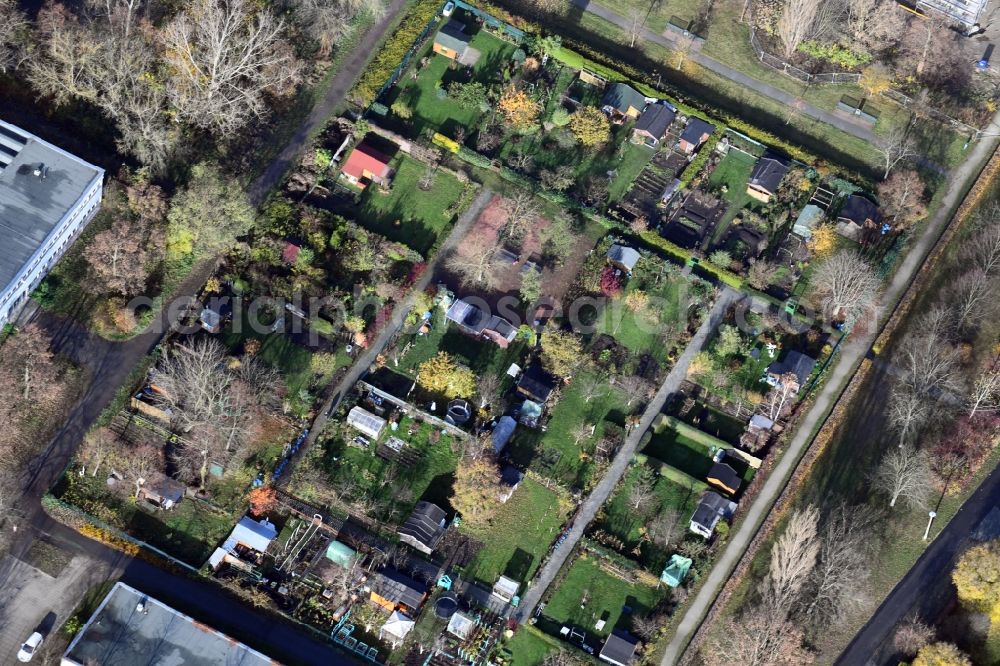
[0,119,104,327]
[61,582,276,666]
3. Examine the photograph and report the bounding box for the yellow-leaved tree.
[417,352,476,398]
[913,642,972,666]
[540,329,585,378]
[807,224,837,259]
[451,454,504,526]
[498,86,540,131]
[953,540,1000,615]
[569,106,611,147]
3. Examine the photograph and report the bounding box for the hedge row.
[634,230,744,288]
[352,0,442,106]
[678,134,720,187]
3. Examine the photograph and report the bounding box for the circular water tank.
[446,400,472,425]
[435,594,459,619]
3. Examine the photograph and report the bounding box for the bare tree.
[541,651,585,666]
[446,237,499,289]
[626,9,645,48]
[629,467,658,513]
[704,606,814,666]
[648,507,681,549]
[764,372,799,421]
[893,614,934,656]
[777,0,821,58]
[614,374,655,408]
[570,423,593,447]
[747,260,779,290]
[579,375,607,404]
[0,0,27,73]
[162,0,302,137]
[948,268,996,333]
[963,208,1000,276]
[810,250,880,326]
[762,505,820,614]
[799,505,875,627]
[119,443,162,497]
[287,0,382,58]
[874,445,933,509]
[875,129,916,179]
[500,189,541,243]
[476,374,502,409]
[893,319,961,399]
[968,358,1000,418]
[887,386,930,447]
[79,427,119,477]
[846,0,899,53]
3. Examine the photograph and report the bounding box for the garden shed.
[492,575,520,602]
[347,406,386,439]
[398,501,447,554]
[137,472,185,509]
[599,630,639,666]
[607,244,641,273]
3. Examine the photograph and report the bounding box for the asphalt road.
[663,107,1000,666]
[835,462,1000,666]
[515,288,741,619]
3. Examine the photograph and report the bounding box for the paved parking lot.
[0,528,126,665]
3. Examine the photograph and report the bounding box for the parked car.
[442,1,455,16]
[17,632,43,662]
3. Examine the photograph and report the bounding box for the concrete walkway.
[516,287,741,619]
[281,188,496,478]
[661,109,1000,666]
[571,0,877,144]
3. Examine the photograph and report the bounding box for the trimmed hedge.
[352,0,442,106]
[635,230,744,288]
[678,134,720,186]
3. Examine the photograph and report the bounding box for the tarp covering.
[660,554,693,587]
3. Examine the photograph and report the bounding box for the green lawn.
[56,473,238,566]
[706,146,756,244]
[356,154,468,254]
[507,369,631,487]
[502,626,563,665]
[593,273,683,360]
[462,478,570,585]
[220,323,321,398]
[601,459,704,546]
[390,22,515,138]
[609,142,656,202]
[544,555,665,637]
[592,0,702,33]
[644,428,715,481]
